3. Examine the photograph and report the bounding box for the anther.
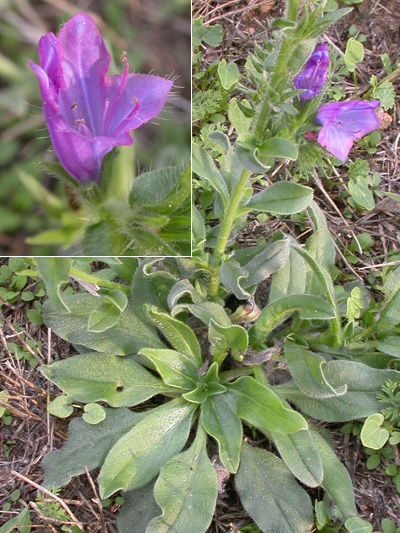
[75,119,85,124]
[131,98,138,104]
[70,102,78,110]
[121,51,127,61]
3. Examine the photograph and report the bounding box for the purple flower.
[314,100,380,161]
[28,14,173,183]
[294,44,329,105]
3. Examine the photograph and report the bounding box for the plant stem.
[353,70,358,97]
[208,168,251,298]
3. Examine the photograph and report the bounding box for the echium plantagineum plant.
[27,13,190,256]
[31,2,400,533]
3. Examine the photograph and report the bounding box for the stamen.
[74,118,92,137]
[109,99,140,138]
[70,102,78,110]
[100,98,110,136]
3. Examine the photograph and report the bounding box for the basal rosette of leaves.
[31,250,400,533]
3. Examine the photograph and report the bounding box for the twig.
[11,470,84,529]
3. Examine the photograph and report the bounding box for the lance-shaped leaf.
[130,260,177,324]
[227,376,307,434]
[281,363,400,422]
[37,257,71,314]
[376,265,400,329]
[209,320,248,362]
[87,289,128,333]
[98,399,196,498]
[200,394,242,473]
[236,443,313,533]
[145,306,202,367]
[41,352,173,407]
[139,348,200,390]
[43,293,164,355]
[305,202,335,291]
[42,408,143,488]
[220,259,250,300]
[310,429,357,520]
[146,426,217,533]
[240,238,290,289]
[251,293,335,341]
[245,182,313,215]
[172,302,231,327]
[167,279,203,310]
[117,482,159,533]
[192,144,230,207]
[269,236,307,302]
[270,429,323,488]
[285,341,347,399]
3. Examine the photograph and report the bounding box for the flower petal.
[57,14,110,136]
[104,73,173,136]
[317,123,356,161]
[38,33,63,91]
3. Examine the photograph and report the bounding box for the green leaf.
[240,238,290,289]
[139,348,200,390]
[98,399,196,498]
[218,59,240,90]
[36,258,71,314]
[192,144,230,206]
[47,395,74,419]
[43,293,164,355]
[192,17,223,47]
[82,403,107,425]
[182,363,227,404]
[228,376,308,434]
[129,164,190,212]
[147,426,217,533]
[372,79,396,111]
[259,137,298,161]
[117,482,159,533]
[345,38,364,72]
[87,290,128,333]
[246,181,313,215]
[283,363,400,422]
[285,342,347,399]
[0,507,31,533]
[220,259,250,300]
[172,302,231,327]
[41,352,172,407]
[269,237,306,302]
[200,394,242,473]
[345,517,373,533]
[236,443,313,533]
[360,413,389,450]
[82,219,126,256]
[145,306,202,367]
[375,337,400,358]
[209,321,248,362]
[271,429,323,487]
[376,266,400,329]
[310,429,357,520]
[348,177,375,210]
[228,98,252,135]
[252,293,335,340]
[42,408,143,488]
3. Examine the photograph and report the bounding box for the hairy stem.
[208,168,251,298]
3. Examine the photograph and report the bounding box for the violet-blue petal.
[314,100,380,160]
[294,44,329,105]
[38,33,63,91]
[57,14,110,136]
[317,124,356,161]
[104,73,173,136]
